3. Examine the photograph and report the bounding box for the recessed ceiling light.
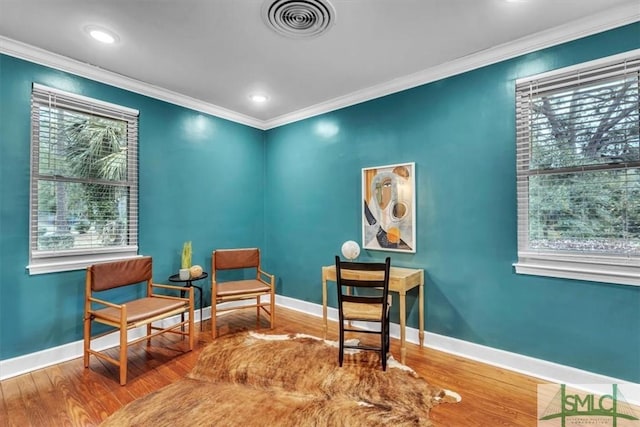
[250,94,269,103]
[84,25,119,44]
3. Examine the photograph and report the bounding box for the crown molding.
[263,4,639,129]
[0,36,266,130]
[1,4,638,132]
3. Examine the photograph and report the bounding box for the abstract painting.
[362,162,416,253]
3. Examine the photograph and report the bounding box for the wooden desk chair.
[335,255,391,370]
[83,256,194,385]
[211,248,275,339]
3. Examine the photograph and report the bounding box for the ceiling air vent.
[263,0,336,39]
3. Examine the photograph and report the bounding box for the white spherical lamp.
[341,240,361,261]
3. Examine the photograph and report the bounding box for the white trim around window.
[513,49,640,287]
[26,83,140,275]
[514,252,640,286]
[27,250,141,275]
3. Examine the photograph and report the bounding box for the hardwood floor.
[1,307,545,426]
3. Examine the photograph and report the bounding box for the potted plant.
[179,241,192,279]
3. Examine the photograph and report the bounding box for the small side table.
[169,272,208,331]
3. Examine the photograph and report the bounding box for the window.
[27,84,139,275]
[514,51,640,286]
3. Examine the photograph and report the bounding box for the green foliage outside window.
[527,77,640,255]
[35,108,129,251]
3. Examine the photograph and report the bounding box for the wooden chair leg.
[211,299,218,339]
[83,316,91,368]
[382,321,388,371]
[146,323,152,345]
[338,320,345,367]
[270,293,275,329]
[385,319,390,353]
[256,296,260,329]
[119,326,128,386]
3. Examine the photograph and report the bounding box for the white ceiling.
[0,0,638,129]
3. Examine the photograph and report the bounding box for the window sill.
[514,252,640,287]
[27,249,141,275]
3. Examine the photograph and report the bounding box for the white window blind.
[28,84,140,274]
[514,50,640,286]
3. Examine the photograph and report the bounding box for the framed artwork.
[362,162,416,253]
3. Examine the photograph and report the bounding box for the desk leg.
[399,291,407,364]
[419,279,424,348]
[322,276,328,340]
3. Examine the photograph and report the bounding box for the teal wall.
[264,22,640,382]
[1,23,638,382]
[0,55,266,360]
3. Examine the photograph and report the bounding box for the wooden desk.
[321,265,424,364]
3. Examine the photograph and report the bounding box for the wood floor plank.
[14,373,51,426]
[0,306,550,426]
[31,368,75,426]
[0,379,8,427]
[94,356,151,400]
[46,363,99,426]
[1,377,32,427]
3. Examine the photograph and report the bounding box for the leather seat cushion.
[216,279,271,297]
[93,297,187,323]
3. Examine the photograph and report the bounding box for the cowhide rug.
[101,332,460,427]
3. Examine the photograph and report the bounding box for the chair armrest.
[151,282,194,293]
[151,283,194,300]
[88,296,123,310]
[258,269,275,286]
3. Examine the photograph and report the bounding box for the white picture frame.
[362,162,416,253]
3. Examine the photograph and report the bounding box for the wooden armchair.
[211,248,275,339]
[83,256,194,385]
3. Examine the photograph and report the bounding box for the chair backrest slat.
[89,256,152,291]
[335,256,391,305]
[214,248,260,271]
[340,278,386,288]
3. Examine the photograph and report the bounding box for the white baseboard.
[275,295,639,404]
[0,299,261,381]
[2,294,638,405]
[0,307,209,381]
